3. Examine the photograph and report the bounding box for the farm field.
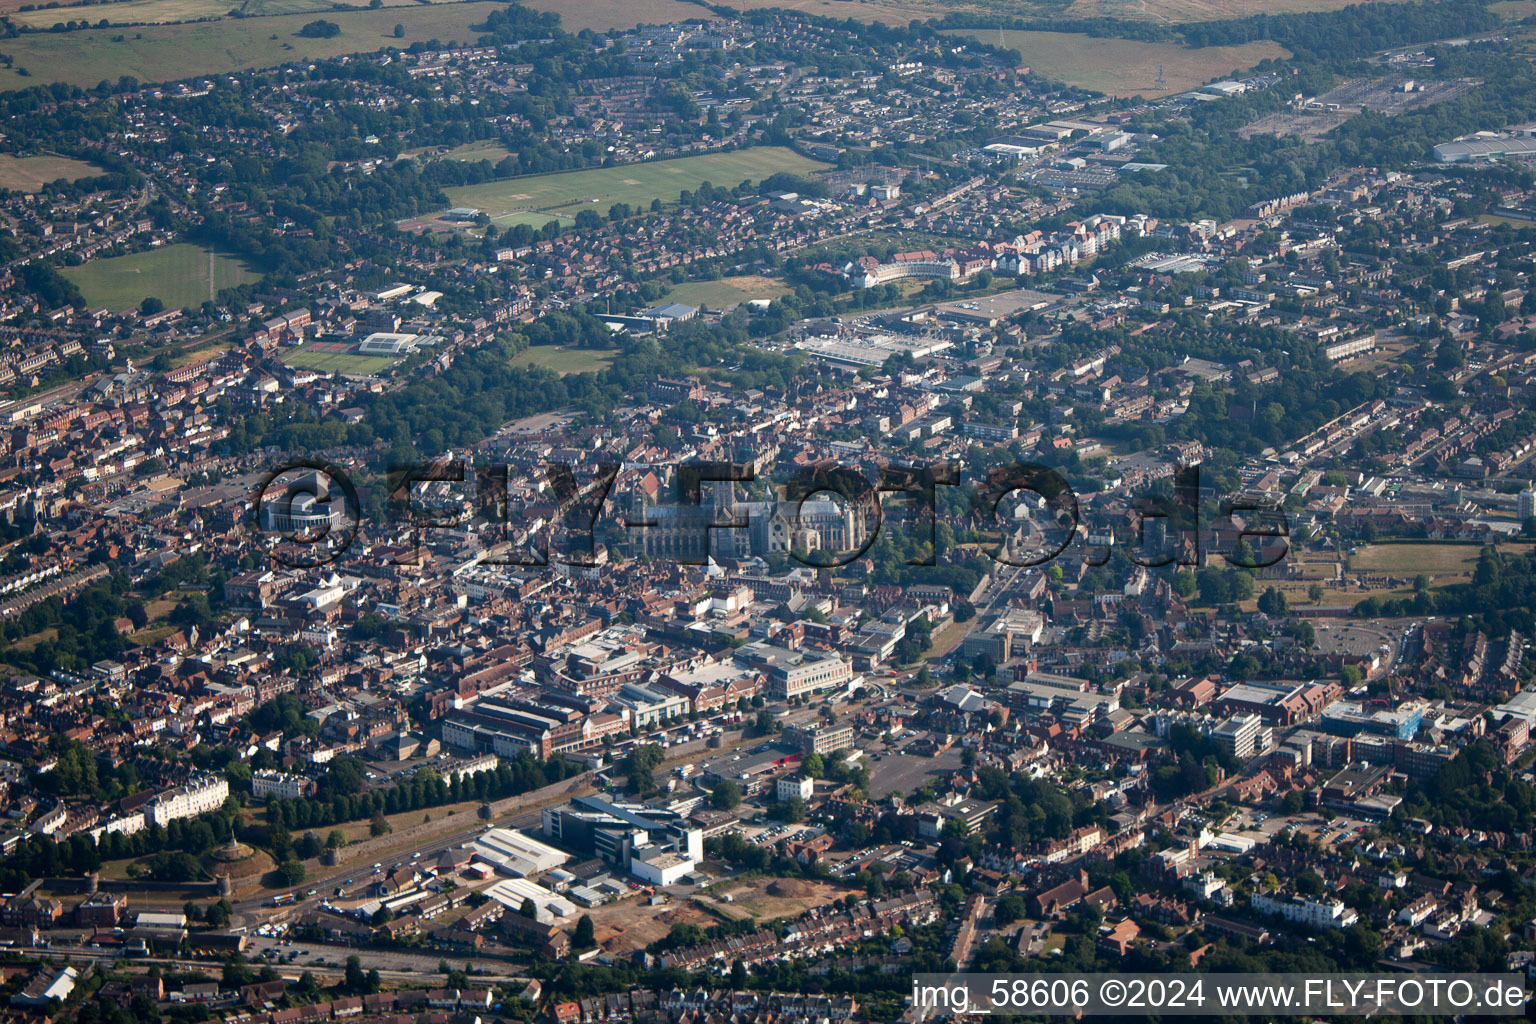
[522,0,716,32]
[707,0,935,24]
[0,154,102,192]
[663,275,791,309]
[709,0,1384,24]
[1491,0,1536,20]
[0,3,502,90]
[8,0,456,25]
[443,147,828,224]
[280,344,399,376]
[61,243,257,311]
[1065,0,1405,19]
[510,345,614,375]
[944,28,1287,97]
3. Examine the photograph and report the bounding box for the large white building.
[469,827,569,877]
[1251,891,1358,929]
[736,644,853,701]
[251,770,314,801]
[145,774,229,827]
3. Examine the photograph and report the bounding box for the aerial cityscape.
[4,0,1536,1019]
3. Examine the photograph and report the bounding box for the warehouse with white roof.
[468,827,568,877]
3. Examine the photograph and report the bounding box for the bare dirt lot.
[1241,77,1479,141]
[700,875,852,922]
[586,894,720,956]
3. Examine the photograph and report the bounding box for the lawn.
[663,275,791,309]
[510,345,615,375]
[0,2,504,90]
[281,346,400,376]
[62,243,258,311]
[0,154,103,192]
[439,141,516,163]
[943,29,1288,97]
[443,147,828,223]
[1350,542,1485,576]
[492,211,572,231]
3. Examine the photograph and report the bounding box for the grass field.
[510,345,614,375]
[0,154,103,192]
[494,211,572,231]
[172,340,232,369]
[1491,0,1536,20]
[62,243,257,311]
[439,141,515,163]
[280,346,399,375]
[443,147,828,224]
[0,2,503,90]
[663,275,791,309]
[946,28,1287,96]
[1351,542,1485,576]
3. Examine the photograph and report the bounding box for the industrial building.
[467,827,569,877]
[1433,134,1536,162]
[484,878,576,923]
[541,795,702,879]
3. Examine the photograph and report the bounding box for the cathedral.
[628,479,870,564]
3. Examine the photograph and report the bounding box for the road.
[14,946,528,985]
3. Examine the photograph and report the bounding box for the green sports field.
[280,346,399,375]
[510,346,614,375]
[62,243,257,311]
[664,275,791,309]
[442,148,828,225]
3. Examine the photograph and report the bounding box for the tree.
[519,897,537,919]
[994,893,1026,925]
[344,955,366,993]
[1308,583,1325,605]
[730,958,747,989]
[623,744,664,795]
[801,752,824,779]
[393,23,404,37]
[711,780,742,810]
[369,810,391,837]
[140,296,164,315]
[205,899,232,928]
[1341,664,1363,688]
[573,914,595,950]
[276,859,305,887]
[1257,587,1287,616]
